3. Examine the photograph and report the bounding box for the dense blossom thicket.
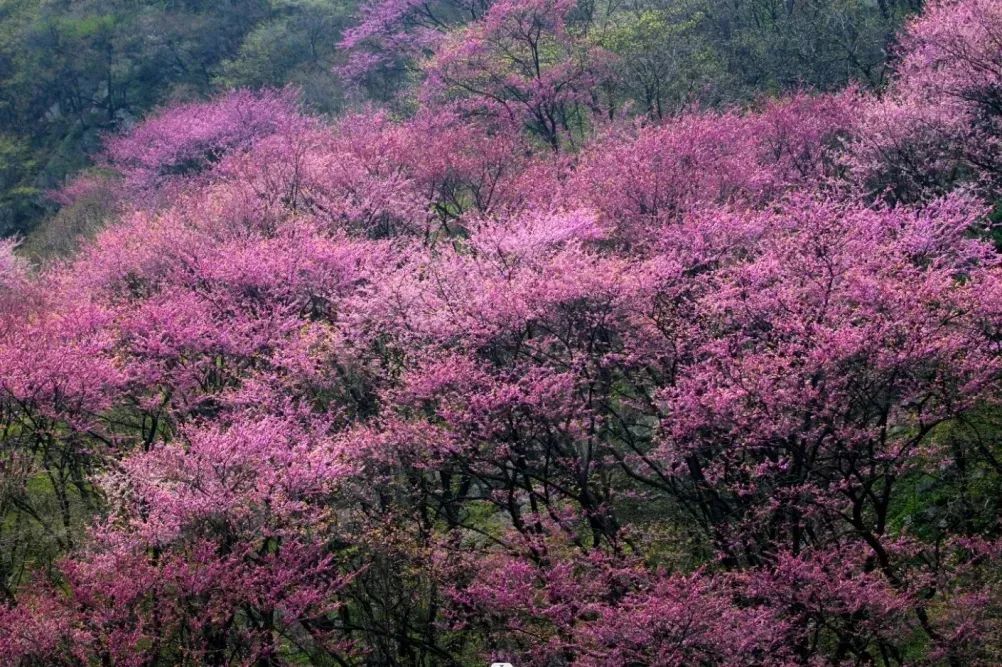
[1,0,1002,665]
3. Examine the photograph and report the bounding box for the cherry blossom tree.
[423,0,613,150]
[104,89,304,199]
[849,0,1002,201]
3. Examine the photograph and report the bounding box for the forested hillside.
[1,0,1001,665]
[2,0,918,246]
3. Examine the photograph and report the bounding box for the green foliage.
[0,0,353,240]
[216,1,351,113]
[20,169,116,259]
[594,4,728,116]
[590,0,918,115]
[0,412,97,601]
[890,410,1002,541]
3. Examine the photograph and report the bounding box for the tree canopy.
[1,0,1001,665]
